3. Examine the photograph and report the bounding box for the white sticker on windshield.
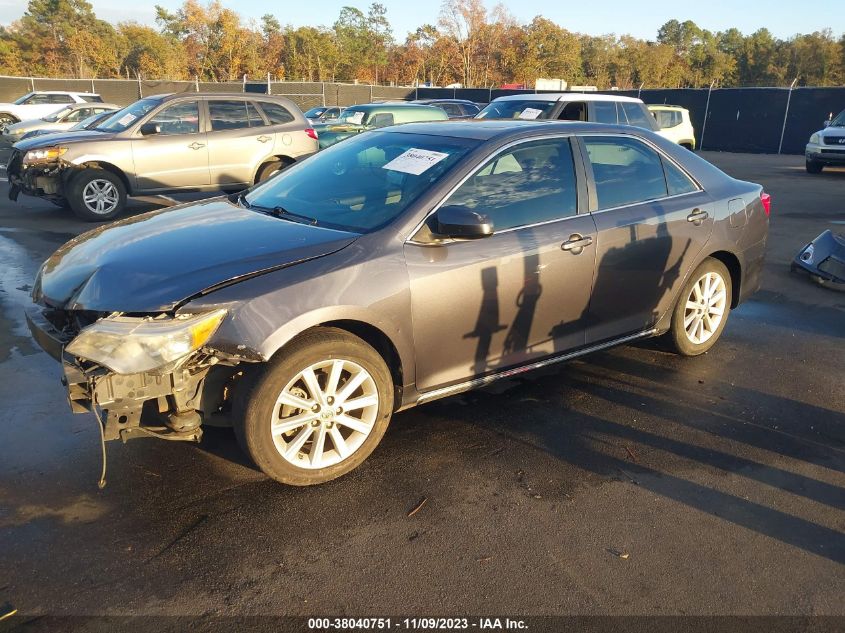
[348,111,365,125]
[518,107,543,120]
[382,148,450,175]
[118,113,136,126]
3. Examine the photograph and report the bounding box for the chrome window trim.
[404,132,580,244]
[405,131,703,244]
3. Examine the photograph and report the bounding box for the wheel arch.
[707,250,742,308]
[73,160,132,194]
[253,155,296,184]
[0,112,19,123]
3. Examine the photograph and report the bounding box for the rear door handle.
[561,234,593,255]
[257,135,271,143]
[687,208,709,225]
[188,142,205,150]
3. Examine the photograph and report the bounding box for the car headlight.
[23,146,68,164]
[66,309,227,375]
[809,133,820,145]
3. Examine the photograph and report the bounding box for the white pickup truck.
[0,91,104,132]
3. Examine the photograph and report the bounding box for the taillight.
[760,192,771,216]
[305,128,318,140]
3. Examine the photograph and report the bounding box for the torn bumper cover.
[25,306,222,443]
[6,148,65,202]
[791,230,845,291]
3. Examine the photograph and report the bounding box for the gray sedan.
[26,120,769,485]
[1,102,118,143]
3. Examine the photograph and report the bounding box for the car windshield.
[830,109,845,127]
[244,131,477,233]
[72,112,109,131]
[13,92,34,105]
[304,107,326,117]
[43,106,73,122]
[336,108,368,125]
[476,100,557,120]
[95,98,161,132]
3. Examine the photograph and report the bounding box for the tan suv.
[8,93,318,220]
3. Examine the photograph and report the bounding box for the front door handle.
[687,208,709,225]
[561,234,593,255]
[257,135,271,143]
[188,142,205,150]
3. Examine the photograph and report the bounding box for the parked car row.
[0,91,104,131]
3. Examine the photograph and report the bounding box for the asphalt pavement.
[0,149,843,628]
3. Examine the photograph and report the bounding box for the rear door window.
[583,136,668,209]
[446,137,579,230]
[259,102,296,125]
[621,102,657,130]
[246,101,265,126]
[440,103,462,117]
[593,101,618,124]
[48,94,74,104]
[662,158,699,196]
[208,100,252,131]
[369,112,395,128]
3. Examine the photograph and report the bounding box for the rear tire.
[256,158,292,183]
[67,168,126,221]
[667,258,732,356]
[0,113,18,133]
[232,327,394,486]
[805,159,823,174]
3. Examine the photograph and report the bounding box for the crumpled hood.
[13,129,114,152]
[36,198,359,312]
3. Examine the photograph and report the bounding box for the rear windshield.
[244,131,478,233]
[95,98,161,132]
[476,100,557,120]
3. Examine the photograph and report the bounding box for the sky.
[0,0,840,41]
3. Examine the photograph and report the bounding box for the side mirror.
[435,205,494,239]
[140,122,161,136]
[823,120,831,128]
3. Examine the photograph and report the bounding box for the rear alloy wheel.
[256,159,291,183]
[68,168,126,221]
[0,113,17,132]
[668,258,732,356]
[233,328,393,485]
[805,159,823,174]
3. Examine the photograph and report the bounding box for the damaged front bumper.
[25,306,231,443]
[7,149,66,203]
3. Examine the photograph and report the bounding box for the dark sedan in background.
[26,120,769,486]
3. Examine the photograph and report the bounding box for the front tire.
[67,168,126,221]
[233,328,394,485]
[668,258,732,356]
[806,159,824,174]
[0,113,18,133]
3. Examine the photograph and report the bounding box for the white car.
[805,108,845,173]
[2,102,118,143]
[0,91,104,132]
[648,105,696,150]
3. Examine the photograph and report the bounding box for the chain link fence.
[2,75,842,153]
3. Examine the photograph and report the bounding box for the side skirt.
[416,328,658,405]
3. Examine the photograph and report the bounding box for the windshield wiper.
[251,203,319,226]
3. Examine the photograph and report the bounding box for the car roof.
[492,93,643,104]
[344,103,444,112]
[388,119,650,141]
[413,99,478,105]
[64,102,120,109]
[647,104,688,110]
[30,91,100,96]
[145,92,296,101]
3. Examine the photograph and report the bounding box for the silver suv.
[8,93,319,221]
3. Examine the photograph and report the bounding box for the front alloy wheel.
[272,359,380,469]
[68,168,127,221]
[668,258,732,356]
[233,328,394,485]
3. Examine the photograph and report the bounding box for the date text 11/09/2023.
[307,618,529,630]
